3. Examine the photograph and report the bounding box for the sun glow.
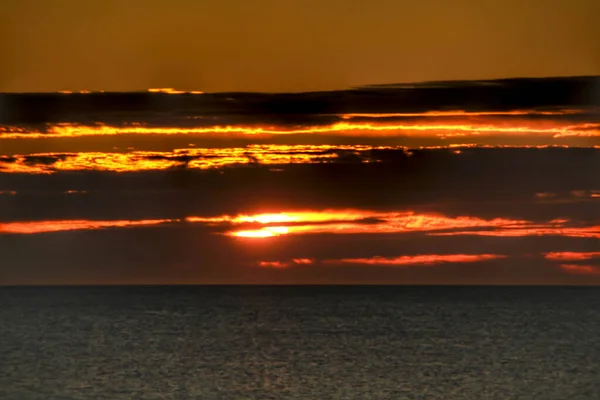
[185,210,600,240]
[232,211,373,225]
[220,210,530,238]
[231,226,290,238]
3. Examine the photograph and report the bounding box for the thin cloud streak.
[256,254,505,269]
[544,252,600,261]
[258,259,315,269]
[430,225,600,239]
[330,254,506,266]
[1,120,598,140]
[559,264,600,276]
[338,110,591,118]
[0,218,176,234]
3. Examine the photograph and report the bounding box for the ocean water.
[1,286,600,399]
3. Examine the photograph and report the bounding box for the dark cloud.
[0,156,17,163]
[1,147,599,222]
[1,76,599,129]
[21,154,73,166]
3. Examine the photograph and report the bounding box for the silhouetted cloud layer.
[1,77,599,149]
[1,76,599,125]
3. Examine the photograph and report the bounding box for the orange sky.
[1,0,599,92]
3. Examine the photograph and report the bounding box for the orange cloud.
[258,261,290,269]
[257,254,504,268]
[3,144,597,175]
[292,258,314,265]
[258,258,315,268]
[332,254,505,266]
[430,225,600,239]
[1,117,598,139]
[4,210,599,242]
[544,252,600,261]
[0,145,397,174]
[0,219,176,234]
[147,88,204,94]
[559,264,600,276]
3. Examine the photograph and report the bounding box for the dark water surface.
[1,286,600,399]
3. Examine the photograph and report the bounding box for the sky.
[1,0,599,93]
[1,77,600,285]
[1,1,600,285]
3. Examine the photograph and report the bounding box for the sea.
[1,286,599,399]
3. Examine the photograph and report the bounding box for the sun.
[234,213,298,224]
[230,226,290,238]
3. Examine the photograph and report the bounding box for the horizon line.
[2,283,600,288]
